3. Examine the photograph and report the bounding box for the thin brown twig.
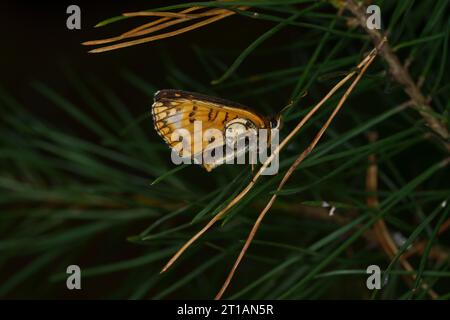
[122,8,235,19]
[83,9,201,46]
[215,45,381,299]
[82,17,193,46]
[83,6,248,52]
[366,132,439,299]
[122,7,203,37]
[122,7,244,40]
[344,0,450,152]
[92,16,200,45]
[275,199,449,263]
[160,45,381,275]
[402,240,449,261]
[402,218,450,260]
[121,11,207,19]
[85,10,239,53]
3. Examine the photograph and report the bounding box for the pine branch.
[344,0,450,152]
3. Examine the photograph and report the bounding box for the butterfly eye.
[270,118,279,129]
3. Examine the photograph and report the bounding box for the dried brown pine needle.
[122,7,203,37]
[89,13,236,53]
[82,8,204,46]
[83,6,249,53]
[122,7,236,19]
[122,11,203,19]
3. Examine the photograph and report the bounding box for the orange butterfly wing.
[151,90,269,170]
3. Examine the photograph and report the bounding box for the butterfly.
[151,89,280,171]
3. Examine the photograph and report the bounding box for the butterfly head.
[269,114,282,131]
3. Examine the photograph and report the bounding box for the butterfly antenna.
[275,90,308,121]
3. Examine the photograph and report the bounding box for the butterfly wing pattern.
[151,89,271,171]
